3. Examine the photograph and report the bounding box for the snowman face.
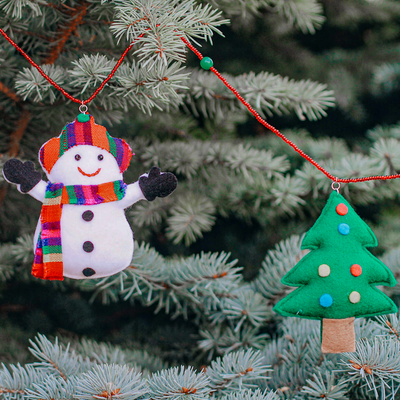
[48,145,123,185]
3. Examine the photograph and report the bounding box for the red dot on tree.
[336,203,348,215]
[350,264,362,277]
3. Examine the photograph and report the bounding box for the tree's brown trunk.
[321,317,355,353]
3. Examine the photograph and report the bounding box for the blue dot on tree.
[338,223,350,235]
[319,294,333,308]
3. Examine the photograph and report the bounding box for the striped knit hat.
[39,114,132,174]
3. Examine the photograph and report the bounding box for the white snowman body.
[30,145,145,279]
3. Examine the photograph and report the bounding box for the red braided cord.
[1,26,399,183]
[0,28,144,104]
[180,37,400,184]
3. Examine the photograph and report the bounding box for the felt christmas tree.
[274,191,397,353]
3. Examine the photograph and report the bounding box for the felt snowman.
[2,114,177,280]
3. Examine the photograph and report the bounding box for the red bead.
[336,203,348,216]
[350,264,362,277]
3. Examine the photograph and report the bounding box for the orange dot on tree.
[350,264,362,277]
[336,203,348,215]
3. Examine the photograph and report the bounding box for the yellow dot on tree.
[349,291,361,303]
[318,264,330,277]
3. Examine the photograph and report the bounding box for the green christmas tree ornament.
[274,191,397,353]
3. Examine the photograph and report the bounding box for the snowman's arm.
[27,180,47,203]
[118,181,146,209]
[119,167,177,209]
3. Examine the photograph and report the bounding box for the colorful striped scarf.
[32,180,126,280]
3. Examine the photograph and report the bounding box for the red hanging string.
[1,27,399,184]
[0,28,144,105]
[181,37,400,184]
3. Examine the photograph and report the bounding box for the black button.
[83,241,94,252]
[82,210,94,221]
[82,268,95,277]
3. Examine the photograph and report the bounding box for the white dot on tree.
[318,264,331,277]
[349,291,361,303]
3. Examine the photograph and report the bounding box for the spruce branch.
[29,334,86,381]
[0,364,46,400]
[330,154,378,193]
[140,139,289,180]
[80,243,243,320]
[208,287,271,331]
[219,388,279,400]
[148,366,209,400]
[251,235,305,306]
[301,372,349,400]
[270,175,306,215]
[129,196,171,228]
[166,193,216,246]
[199,326,269,360]
[153,141,204,178]
[42,1,89,65]
[307,137,351,163]
[111,60,189,113]
[295,162,328,198]
[267,0,325,34]
[367,123,400,141]
[110,0,229,64]
[210,0,324,34]
[261,319,323,395]
[374,313,400,341]
[372,62,400,95]
[239,72,334,120]
[70,54,116,93]
[223,144,289,180]
[341,338,400,399]
[26,375,77,400]
[75,364,147,400]
[15,65,69,103]
[0,0,44,20]
[380,246,400,294]
[206,349,270,394]
[0,244,15,281]
[70,338,167,374]
[185,69,335,122]
[369,138,400,175]
[10,233,35,265]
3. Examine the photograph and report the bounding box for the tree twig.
[8,109,31,157]
[0,81,20,103]
[42,1,89,64]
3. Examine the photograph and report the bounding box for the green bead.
[200,57,213,70]
[77,113,90,122]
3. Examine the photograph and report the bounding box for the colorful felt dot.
[319,294,333,307]
[318,264,331,277]
[200,57,213,70]
[349,291,361,304]
[350,264,362,277]
[338,223,350,235]
[336,203,348,216]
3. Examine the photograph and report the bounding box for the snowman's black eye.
[98,154,104,161]
[75,154,81,161]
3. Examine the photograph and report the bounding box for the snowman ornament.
[2,113,177,280]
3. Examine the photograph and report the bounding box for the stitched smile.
[78,167,101,177]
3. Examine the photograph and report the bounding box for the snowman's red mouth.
[78,167,101,177]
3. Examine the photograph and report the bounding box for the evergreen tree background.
[2,0,400,399]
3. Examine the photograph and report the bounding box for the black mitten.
[3,159,42,193]
[139,166,177,201]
